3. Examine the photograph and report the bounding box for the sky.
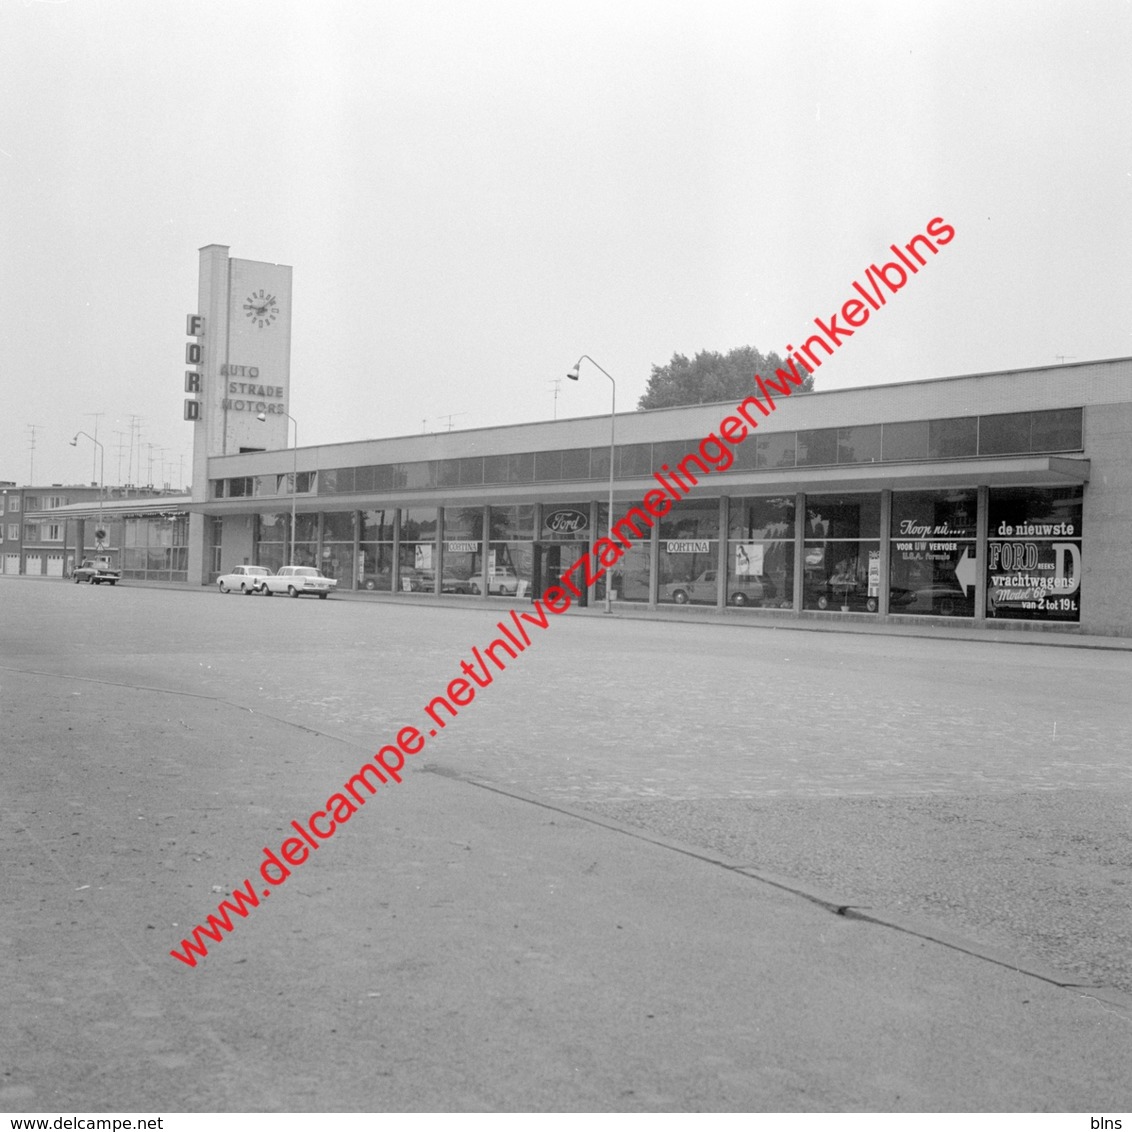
[2,0,1129,489]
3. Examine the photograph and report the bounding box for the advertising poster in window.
[735,543,765,577]
[987,539,1081,620]
[986,486,1082,623]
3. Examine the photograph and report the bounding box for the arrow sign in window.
[954,547,977,596]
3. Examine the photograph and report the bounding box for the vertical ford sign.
[184,314,203,420]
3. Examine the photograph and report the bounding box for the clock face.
[242,288,280,328]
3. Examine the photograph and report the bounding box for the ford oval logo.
[544,508,589,534]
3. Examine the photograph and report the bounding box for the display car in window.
[217,565,272,594]
[406,570,476,594]
[258,565,337,598]
[663,569,778,607]
[469,566,520,596]
[903,584,975,617]
[806,578,914,612]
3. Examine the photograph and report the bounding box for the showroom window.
[658,499,719,606]
[399,506,439,594]
[358,508,395,592]
[986,487,1082,623]
[889,490,977,617]
[727,496,795,609]
[803,493,881,612]
[442,506,485,596]
[486,505,534,600]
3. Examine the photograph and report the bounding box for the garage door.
[3,554,18,574]
[46,554,64,577]
[24,554,42,575]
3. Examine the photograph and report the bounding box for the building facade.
[12,485,189,581]
[26,247,1126,637]
[192,356,1132,637]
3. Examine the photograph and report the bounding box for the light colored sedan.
[217,565,273,594]
[259,565,338,599]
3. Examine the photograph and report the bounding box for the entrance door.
[532,543,587,606]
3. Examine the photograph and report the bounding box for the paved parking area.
[3,578,1131,1109]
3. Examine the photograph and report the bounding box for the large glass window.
[658,499,718,606]
[442,506,484,596]
[608,542,651,603]
[928,417,978,459]
[881,420,929,462]
[534,450,563,482]
[618,444,653,478]
[796,429,838,467]
[485,505,534,599]
[122,514,190,582]
[320,511,355,589]
[359,508,395,591]
[505,453,534,483]
[590,447,611,481]
[803,493,881,612]
[986,487,1082,622]
[321,467,354,494]
[255,512,288,574]
[727,496,795,609]
[458,457,484,486]
[291,513,319,568]
[1031,408,1082,452]
[838,425,881,464]
[757,432,797,468]
[208,517,222,578]
[978,412,1031,455]
[399,506,439,594]
[561,449,591,480]
[889,490,977,617]
[436,460,460,487]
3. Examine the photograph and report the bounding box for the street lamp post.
[70,431,105,550]
[566,355,616,614]
[257,412,299,564]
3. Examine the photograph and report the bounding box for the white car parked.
[217,565,273,594]
[258,565,338,599]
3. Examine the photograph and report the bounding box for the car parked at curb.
[217,565,273,594]
[73,557,120,585]
[258,565,337,598]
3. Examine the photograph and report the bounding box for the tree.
[637,345,814,411]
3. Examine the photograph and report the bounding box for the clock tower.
[186,244,294,582]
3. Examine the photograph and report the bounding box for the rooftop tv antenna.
[548,377,563,419]
[26,424,43,484]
